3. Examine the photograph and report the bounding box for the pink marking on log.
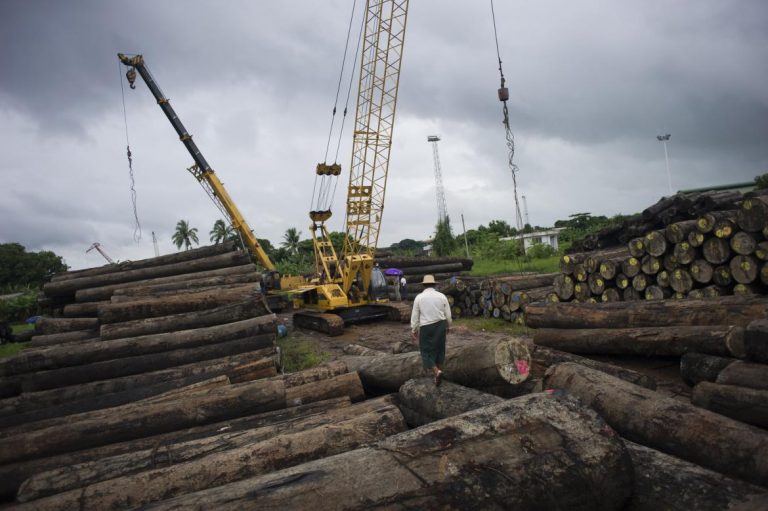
[515,359,530,376]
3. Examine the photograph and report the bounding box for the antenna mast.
[428,135,448,223]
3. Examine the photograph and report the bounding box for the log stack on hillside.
[555,194,768,303]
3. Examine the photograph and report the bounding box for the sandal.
[434,370,443,387]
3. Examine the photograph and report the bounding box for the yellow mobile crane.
[118,53,303,293]
[292,0,411,335]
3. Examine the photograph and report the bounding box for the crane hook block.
[498,87,509,102]
[316,163,342,176]
[126,68,137,89]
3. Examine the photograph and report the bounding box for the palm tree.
[171,220,199,251]
[281,227,301,256]
[209,219,233,244]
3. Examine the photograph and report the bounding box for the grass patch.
[276,336,330,372]
[0,342,27,358]
[469,256,560,276]
[453,317,531,336]
[11,323,34,334]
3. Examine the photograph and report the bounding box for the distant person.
[399,275,407,301]
[410,275,452,386]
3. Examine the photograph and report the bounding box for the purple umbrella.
[383,268,403,276]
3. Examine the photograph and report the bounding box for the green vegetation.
[469,256,560,276]
[0,243,68,291]
[453,317,530,336]
[171,219,200,250]
[755,173,768,190]
[209,219,234,244]
[432,216,456,256]
[12,323,34,334]
[0,342,27,359]
[276,336,330,372]
[0,291,38,322]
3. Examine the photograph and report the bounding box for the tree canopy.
[0,243,68,290]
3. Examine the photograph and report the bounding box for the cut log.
[631,273,648,292]
[587,273,606,295]
[284,372,365,406]
[49,242,236,283]
[622,257,641,277]
[524,296,768,329]
[62,301,108,318]
[18,403,406,508]
[687,230,706,247]
[745,319,768,363]
[664,219,698,244]
[697,210,737,234]
[730,255,759,284]
[34,317,98,335]
[644,285,671,301]
[43,251,252,297]
[716,360,768,390]
[624,440,768,511]
[763,261,768,285]
[655,269,670,288]
[553,274,574,300]
[615,273,630,289]
[713,217,737,239]
[97,285,259,324]
[543,362,768,487]
[601,288,621,302]
[342,343,386,356]
[0,315,276,377]
[703,284,729,298]
[342,338,531,393]
[110,273,260,301]
[737,196,768,232]
[534,325,744,358]
[28,330,99,348]
[663,252,679,271]
[702,237,731,264]
[0,397,351,501]
[573,282,591,301]
[599,259,619,280]
[731,231,758,256]
[136,393,633,511]
[692,382,768,428]
[669,268,694,294]
[672,241,697,265]
[679,352,737,386]
[0,378,287,465]
[643,230,667,257]
[17,334,275,393]
[75,263,256,302]
[689,259,713,284]
[397,378,502,427]
[622,286,641,301]
[377,256,473,270]
[0,349,279,418]
[559,253,583,274]
[530,345,656,389]
[755,241,768,261]
[640,255,660,275]
[712,264,733,287]
[99,296,271,340]
[628,237,646,258]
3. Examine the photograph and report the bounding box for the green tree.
[0,243,68,290]
[171,220,199,251]
[487,219,513,237]
[432,216,457,256]
[755,173,768,190]
[209,219,233,244]
[281,228,301,256]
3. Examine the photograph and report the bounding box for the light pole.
[656,134,672,195]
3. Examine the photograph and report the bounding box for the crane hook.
[126,67,137,89]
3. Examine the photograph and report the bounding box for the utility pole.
[461,213,470,258]
[656,134,672,195]
[428,135,448,223]
[522,195,530,227]
[152,231,160,257]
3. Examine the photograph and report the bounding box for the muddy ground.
[279,308,691,401]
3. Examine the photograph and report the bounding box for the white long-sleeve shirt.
[410,287,452,333]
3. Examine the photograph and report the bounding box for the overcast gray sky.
[2,0,766,270]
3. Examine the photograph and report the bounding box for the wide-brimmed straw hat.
[422,275,436,285]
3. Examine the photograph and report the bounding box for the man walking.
[410,275,452,385]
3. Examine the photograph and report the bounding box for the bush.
[525,242,557,259]
[0,291,38,322]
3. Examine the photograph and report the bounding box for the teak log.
[524,296,768,329]
[643,230,667,257]
[49,242,235,283]
[737,196,768,232]
[0,314,276,377]
[75,264,256,302]
[716,360,768,390]
[664,219,698,244]
[43,251,251,297]
[672,241,697,265]
[745,319,768,363]
[624,440,768,511]
[34,317,98,335]
[534,325,744,358]
[679,352,738,386]
[15,333,275,393]
[97,285,259,324]
[141,393,633,511]
[28,329,99,348]
[18,400,405,506]
[696,210,737,234]
[544,362,768,487]
[692,381,768,428]
[730,255,759,284]
[61,300,108,318]
[397,377,502,427]
[689,258,713,284]
[0,349,279,418]
[0,397,351,501]
[110,272,259,300]
[271,360,350,388]
[99,296,271,340]
[731,231,758,256]
[284,372,365,406]
[702,237,731,265]
[0,378,287,465]
[342,343,386,356]
[530,345,656,390]
[342,338,530,393]
[553,274,574,300]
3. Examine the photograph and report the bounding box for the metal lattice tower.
[428,135,448,223]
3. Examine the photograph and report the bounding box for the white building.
[500,228,565,252]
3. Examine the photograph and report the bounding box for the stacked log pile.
[377,256,473,298]
[556,195,768,302]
